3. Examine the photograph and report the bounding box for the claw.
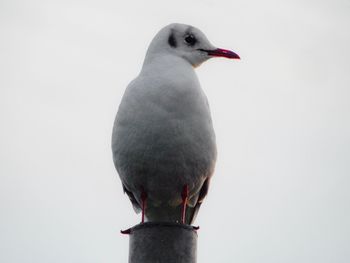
[120,228,131,234]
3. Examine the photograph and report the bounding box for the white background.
[1,0,349,262]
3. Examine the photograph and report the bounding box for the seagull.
[112,23,239,225]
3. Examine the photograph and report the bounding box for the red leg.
[181,185,189,224]
[141,190,147,223]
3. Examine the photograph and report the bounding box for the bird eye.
[184,34,197,46]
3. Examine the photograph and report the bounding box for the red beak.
[200,48,240,59]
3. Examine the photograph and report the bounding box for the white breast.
[112,54,216,206]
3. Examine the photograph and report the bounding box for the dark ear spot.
[168,31,177,48]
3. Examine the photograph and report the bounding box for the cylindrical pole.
[128,222,197,263]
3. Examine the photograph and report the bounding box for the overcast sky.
[1,0,350,262]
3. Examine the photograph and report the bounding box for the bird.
[112,23,239,225]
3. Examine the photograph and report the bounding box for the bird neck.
[141,53,194,76]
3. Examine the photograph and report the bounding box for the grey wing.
[122,184,141,213]
[187,178,210,225]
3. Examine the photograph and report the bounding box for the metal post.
[127,222,198,263]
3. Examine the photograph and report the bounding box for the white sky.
[1,0,349,262]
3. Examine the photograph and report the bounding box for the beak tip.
[205,48,240,60]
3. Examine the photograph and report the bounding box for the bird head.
[145,23,240,67]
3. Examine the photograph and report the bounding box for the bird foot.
[120,228,132,235]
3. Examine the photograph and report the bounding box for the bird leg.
[141,189,147,223]
[181,185,189,224]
